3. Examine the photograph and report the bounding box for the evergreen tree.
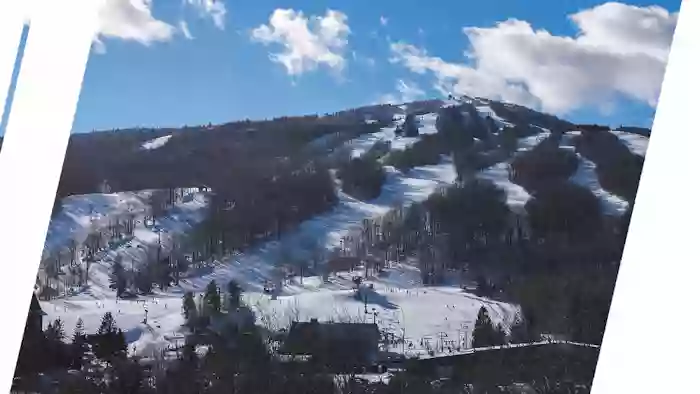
[109,260,127,297]
[93,312,126,361]
[157,256,173,290]
[107,358,144,393]
[70,318,88,369]
[471,307,506,348]
[46,318,65,342]
[508,312,537,344]
[72,318,86,343]
[134,268,153,294]
[403,113,420,137]
[115,329,127,357]
[182,291,198,330]
[204,280,221,315]
[226,280,242,309]
[98,312,117,336]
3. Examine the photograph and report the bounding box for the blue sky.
[2,1,683,135]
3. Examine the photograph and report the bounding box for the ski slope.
[247,263,519,359]
[40,188,209,298]
[562,131,630,216]
[475,129,551,214]
[43,190,153,260]
[38,101,558,360]
[611,129,649,157]
[347,111,438,159]
[142,135,173,150]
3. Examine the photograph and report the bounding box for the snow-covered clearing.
[44,190,153,259]
[41,109,464,357]
[463,97,513,130]
[476,163,531,215]
[247,264,518,359]
[170,161,458,296]
[41,189,209,298]
[569,158,629,216]
[39,102,555,360]
[141,135,173,150]
[611,129,649,157]
[347,111,438,158]
[474,129,551,214]
[562,132,629,216]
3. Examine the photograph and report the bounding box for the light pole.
[153,225,163,263]
[398,306,407,354]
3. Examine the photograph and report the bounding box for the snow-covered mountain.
[34,95,649,361]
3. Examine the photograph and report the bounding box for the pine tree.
[204,280,221,315]
[508,312,536,344]
[115,329,127,357]
[46,317,65,342]
[182,291,198,330]
[227,280,242,309]
[471,307,505,348]
[94,312,126,361]
[72,318,86,343]
[110,260,127,297]
[97,312,117,336]
[493,323,507,346]
[403,114,420,137]
[157,256,173,290]
[71,318,88,369]
[134,268,153,294]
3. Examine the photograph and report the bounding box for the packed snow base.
[38,99,635,361]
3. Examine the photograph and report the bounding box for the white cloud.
[184,0,227,30]
[96,0,176,47]
[352,51,376,68]
[91,0,228,52]
[378,79,426,104]
[380,16,389,26]
[389,2,678,115]
[179,20,194,40]
[251,9,351,76]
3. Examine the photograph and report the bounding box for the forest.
[19,96,648,393]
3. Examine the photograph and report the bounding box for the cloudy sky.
[30,0,684,132]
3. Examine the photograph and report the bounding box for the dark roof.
[29,293,46,316]
[283,320,380,355]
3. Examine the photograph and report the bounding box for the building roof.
[283,320,380,355]
[29,293,46,316]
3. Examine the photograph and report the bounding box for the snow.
[239,259,519,359]
[169,160,458,296]
[561,132,630,216]
[347,110,439,159]
[476,162,531,215]
[141,135,173,150]
[38,109,559,361]
[518,128,551,151]
[569,157,629,216]
[43,296,186,358]
[41,189,209,299]
[611,129,649,157]
[40,112,466,357]
[43,190,153,259]
[441,98,462,108]
[474,129,551,213]
[417,112,439,135]
[473,103,512,129]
